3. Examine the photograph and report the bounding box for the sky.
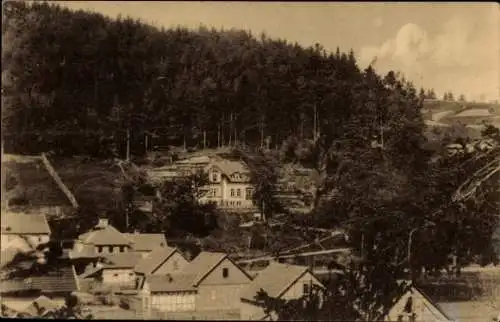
[54,1,499,102]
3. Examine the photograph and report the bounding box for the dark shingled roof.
[0,265,79,294]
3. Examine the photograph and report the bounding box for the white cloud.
[358,10,499,101]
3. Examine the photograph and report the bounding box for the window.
[113,273,119,277]
[211,171,219,182]
[222,268,229,278]
[97,246,103,253]
[108,246,113,253]
[245,188,253,200]
[303,283,310,295]
[236,188,241,197]
[230,189,235,197]
[173,260,179,270]
[119,246,125,253]
[236,201,241,207]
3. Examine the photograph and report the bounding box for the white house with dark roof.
[138,251,253,315]
[199,158,255,210]
[240,261,325,320]
[0,211,51,252]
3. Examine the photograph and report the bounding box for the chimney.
[96,218,109,228]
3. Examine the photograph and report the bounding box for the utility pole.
[203,130,207,149]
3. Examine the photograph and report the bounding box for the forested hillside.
[3,0,426,163]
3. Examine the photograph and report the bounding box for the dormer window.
[211,170,220,182]
[97,246,103,253]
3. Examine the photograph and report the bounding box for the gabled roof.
[134,246,178,275]
[1,211,51,235]
[385,285,454,322]
[182,252,228,286]
[0,265,78,294]
[102,252,144,269]
[182,251,253,286]
[78,224,132,246]
[144,274,197,293]
[124,233,167,252]
[206,159,250,178]
[23,295,63,317]
[240,262,317,302]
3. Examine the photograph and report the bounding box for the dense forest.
[3,0,425,161]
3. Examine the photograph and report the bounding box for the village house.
[239,261,325,320]
[384,285,454,322]
[0,265,79,316]
[138,251,253,317]
[81,252,144,288]
[199,158,255,210]
[0,211,51,253]
[69,218,167,285]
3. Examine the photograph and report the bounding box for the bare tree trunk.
[126,128,131,161]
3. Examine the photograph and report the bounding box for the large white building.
[199,158,255,210]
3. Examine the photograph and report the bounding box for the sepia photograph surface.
[1,1,499,321]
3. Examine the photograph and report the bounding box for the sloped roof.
[240,262,310,301]
[68,243,98,259]
[134,246,178,275]
[78,224,132,246]
[124,233,167,252]
[23,295,62,316]
[206,159,250,177]
[0,265,78,294]
[145,274,197,293]
[385,285,454,322]
[1,211,51,235]
[102,252,144,269]
[2,154,76,208]
[182,251,228,286]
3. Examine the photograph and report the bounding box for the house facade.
[138,251,253,316]
[240,262,325,320]
[199,159,255,210]
[0,212,51,252]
